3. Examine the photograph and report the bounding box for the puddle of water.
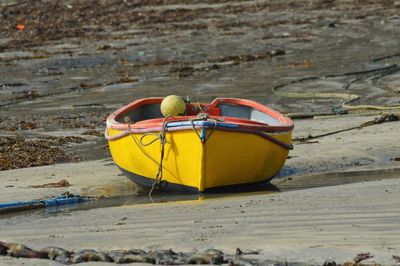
[1,167,399,220]
[274,165,305,179]
[273,167,400,191]
[0,189,278,220]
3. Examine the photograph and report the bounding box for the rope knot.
[197,112,209,120]
[159,134,167,145]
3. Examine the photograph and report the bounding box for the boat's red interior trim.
[109,117,290,132]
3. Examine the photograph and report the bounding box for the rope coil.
[128,117,170,196]
[284,108,400,120]
[272,64,400,114]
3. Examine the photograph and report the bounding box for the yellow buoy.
[160,95,186,117]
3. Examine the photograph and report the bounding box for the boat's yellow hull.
[107,127,291,193]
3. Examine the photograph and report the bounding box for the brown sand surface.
[0,178,399,265]
[1,116,399,202]
[0,117,400,265]
[1,0,400,265]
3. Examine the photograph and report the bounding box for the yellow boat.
[105,97,293,193]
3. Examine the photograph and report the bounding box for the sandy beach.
[1,0,400,265]
[1,117,400,265]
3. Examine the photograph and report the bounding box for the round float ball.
[160,95,186,117]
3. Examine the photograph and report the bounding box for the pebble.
[40,246,70,260]
[186,254,211,264]
[5,243,47,259]
[117,254,155,264]
[0,241,389,265]
[0,242,8,255]
[71,249,113,263]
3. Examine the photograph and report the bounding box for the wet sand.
[1,0,400,265]
[1,0,400,169]
[1,117,400,265]
[0,178,399,265]
[1,116,399,202]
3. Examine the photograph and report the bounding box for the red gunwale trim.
[106,98,294,133]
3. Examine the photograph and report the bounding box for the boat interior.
[115,99,285,126]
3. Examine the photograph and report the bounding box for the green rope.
[272,64,400,114]
[284,108,400,120]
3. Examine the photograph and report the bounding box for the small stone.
[40,247,70,260]
[117,254,155,264]
[186,254,211,264]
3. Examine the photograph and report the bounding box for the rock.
[40,246,70,260]
[228,257,256,266]
[202,249,225,264]
[71,249,113,263]
[117,254,155,264]
[126,248,146,255]
[106,250,127,262]
[186,254,211,264]
[6,243,47,259]
[0,242,8,255]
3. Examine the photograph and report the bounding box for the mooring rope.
[148,117,169,196]
[130,117,171,197]
[284,108,400,120]
[293,114,399,142]
[273,64,400,114]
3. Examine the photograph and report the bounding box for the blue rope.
[0,194,91,214]
[0,200,41,209]
[41,195,88,207]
